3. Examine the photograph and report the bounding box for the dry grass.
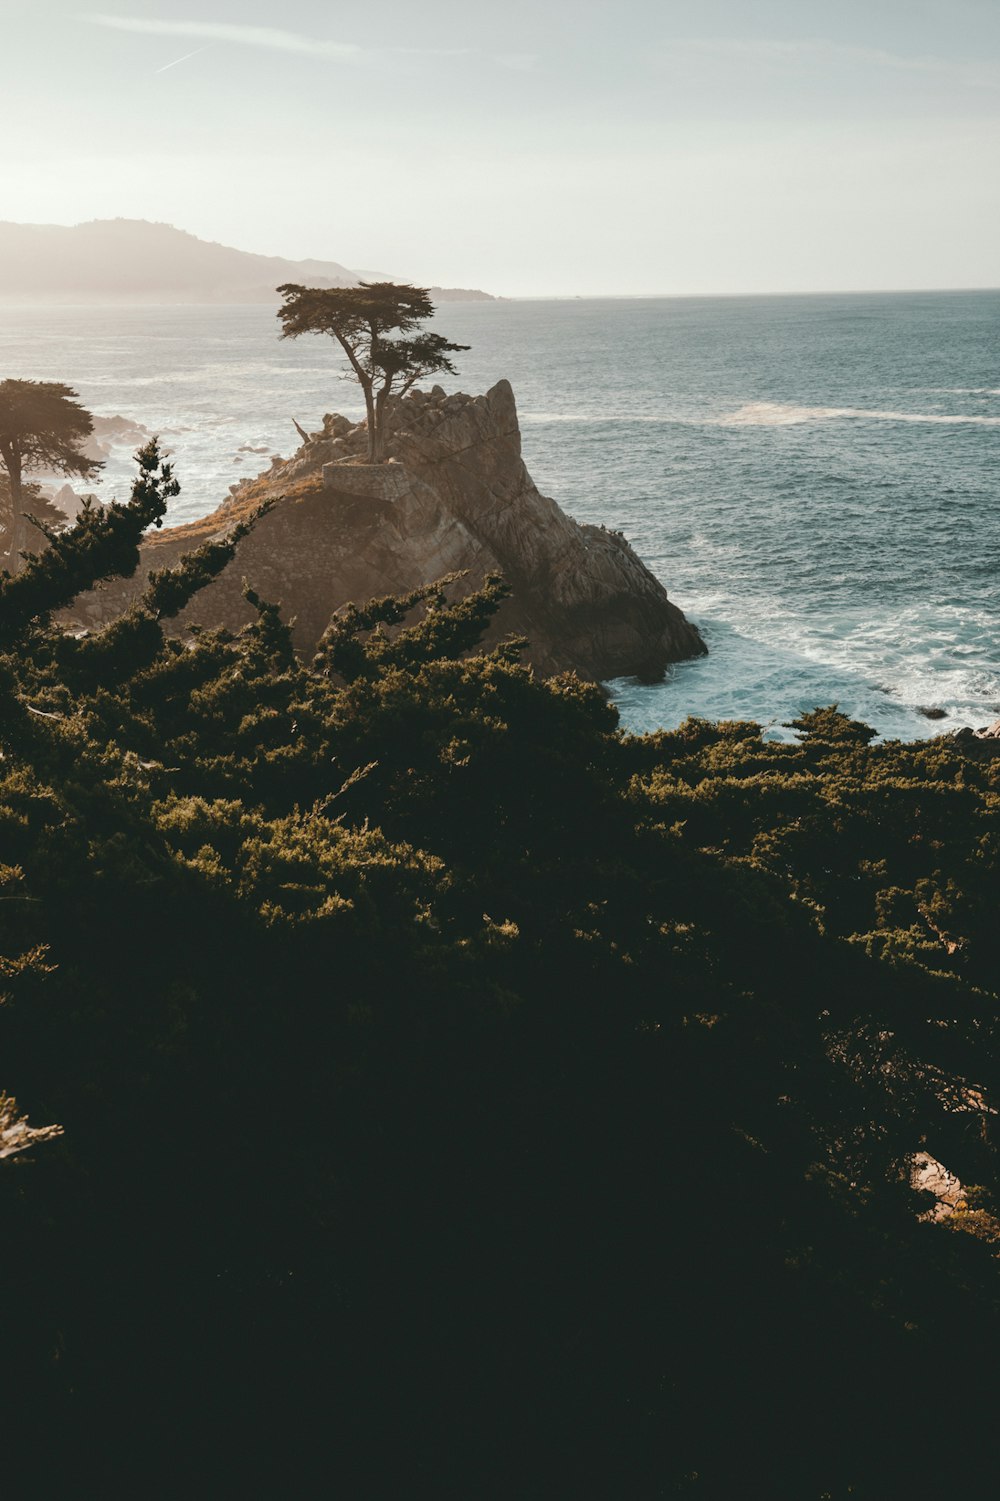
[146,473,325,550]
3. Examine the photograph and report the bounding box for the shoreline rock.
[947,719,1000,758]
[67,380,706,682]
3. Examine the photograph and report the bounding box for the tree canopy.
[1,443,1000,1494]
[0,379,102,567]
[276,281,469,462]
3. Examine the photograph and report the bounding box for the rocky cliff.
[70,380,705,681]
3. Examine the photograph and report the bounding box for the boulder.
[947,719,1000,758]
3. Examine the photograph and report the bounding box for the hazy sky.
[3,0,999,295]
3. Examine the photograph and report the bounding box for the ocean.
[2,291,998,740]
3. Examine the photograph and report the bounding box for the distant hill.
[0,219,495,303]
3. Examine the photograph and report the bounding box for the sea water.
[1,292,998,740]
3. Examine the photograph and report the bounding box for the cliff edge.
[70,380,705,681]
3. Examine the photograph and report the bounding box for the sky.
[2,0,999,296]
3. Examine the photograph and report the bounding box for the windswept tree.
[0,379,102,566]
[276,281,469,463]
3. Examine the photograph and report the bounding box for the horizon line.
[0,285,998,308]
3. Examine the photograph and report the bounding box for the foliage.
[276,281,468,462]
[1,449,1000,1495]
[0,379,102,566]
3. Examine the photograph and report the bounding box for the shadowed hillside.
[0,219,495,302]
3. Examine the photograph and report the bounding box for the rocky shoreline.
[67,380,707,682]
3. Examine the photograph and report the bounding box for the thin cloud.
[154,45,214,75]
[84,14,362,62]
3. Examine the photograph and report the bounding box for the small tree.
[276,282,469,463]
[0,380,102,566]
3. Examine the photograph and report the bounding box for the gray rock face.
[47,483,88,521]
[80,415,151,464]
[946,719,1000,758]
[69,380,705,682]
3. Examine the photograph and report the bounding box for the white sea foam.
[520,411,600,423]
[521,411,695,424]
[610,595,1000,743]
[718,401,1000,427]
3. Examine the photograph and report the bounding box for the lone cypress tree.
[0,379,102,567]
[276,282,468,463]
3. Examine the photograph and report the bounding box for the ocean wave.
[611,602,1000,743]
[520,411,600,423]
[105,363,342,389]
[717,401,1000,427]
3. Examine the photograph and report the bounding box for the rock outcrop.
[69,380,705,681]
[947,719,1000,759]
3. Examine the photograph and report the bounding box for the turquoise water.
[2,292,998,738]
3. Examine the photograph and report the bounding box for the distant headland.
[0,218,496,304]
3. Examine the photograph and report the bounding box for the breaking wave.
[717,401,1000,427]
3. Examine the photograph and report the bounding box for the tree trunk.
[362,383,377,464]
[0,450,24,568]
[372,388,390,464]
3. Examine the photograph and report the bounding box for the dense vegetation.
[2,444,999,1496]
